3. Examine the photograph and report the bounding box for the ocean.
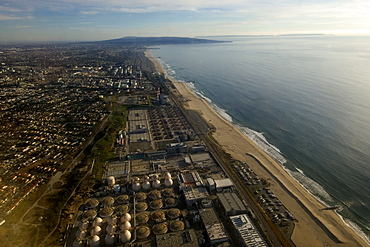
[150,35,370,243]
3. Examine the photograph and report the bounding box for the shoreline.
[145,50,369,246]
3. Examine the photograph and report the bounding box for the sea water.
[151,35,370,242]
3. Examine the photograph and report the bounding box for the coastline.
[145,50,369,246]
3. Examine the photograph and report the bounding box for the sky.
[0,0,369,42]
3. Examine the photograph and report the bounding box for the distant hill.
[94,36,230,46]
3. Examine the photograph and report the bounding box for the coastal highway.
[167,87,292,247]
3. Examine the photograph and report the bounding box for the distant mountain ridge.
[94,36,230,46]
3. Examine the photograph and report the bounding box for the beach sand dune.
[145,50,368,247]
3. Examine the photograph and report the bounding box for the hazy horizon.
[0,0,369,42]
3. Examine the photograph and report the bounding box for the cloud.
[80,10,98,15]
[0,14,33,20]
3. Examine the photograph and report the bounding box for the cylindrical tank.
[107,215,117,225]
[152,179,161,189]
[121,212,132,222]
[132,182,141,191]
[75,228,87,239]
[93,217,103,226]
[78,221,89,230]
[89,235,100,247]
[90,225,102,236]
[164,172,171,180]
[106,224,117,234]
[73,239,84,247]
[164,178,173,187]
[107,176,115,187]
[142,181,151,190]
[120,221,132,231]
[105,234,116,246]
[120,230,132,243]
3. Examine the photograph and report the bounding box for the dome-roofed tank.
[115,204,129,215]
[136,226,150,239]
[151,210,166,222]
[151,174,159,180]
[116,194,129,204]
[75,228,87,239]
[90,225,102,236]
[170,220,185,232]
[82,209,97,221]
[136,212,149,225]
[164,197,177,208]
[120,221,132,231]
[120,230,131,243]
[106,224,117,234]
[106,176,115,187]
[89,235,100,247]
[101,196,115,206]
[162,188,174,197]
[85,198,99,209]
[136,192,147,202]
[99,207,114,218]
[78,220,89,230]
[136,202,148,212]
[105,234,116,246]
[152,179,161,189]
[92,217,103,226]
[132,182,141,191]
[167,208,181,219]
[148,189,161,200]
[121,212,132,222]
[107,215,117,225]
[142,181,151,190]
[164,172,172,180]
[150,199,163,210]
[144,175,150,181]
[164,178,173,187]
[73,239,84,247]
[152,223,168,235]
[132,177,140,183]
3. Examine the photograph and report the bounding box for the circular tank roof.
[153,223,168,235]
[101,196,115,206]
[107,215,117,225]
[151,210,166,222]
[90,225,102,236]
[162,188,174,197]
[99,207,114,218]
[148,189,161,200]
[73,239,84,247]
[115,204,130,215]
[170,220,185,231]
[82,209,97,220]
[116,194,129,204]
[136,202,148,212]
[150,199,163,210]
[167,208,181,219]
[78,221,89,230]
[164,197,177,207]
[136,192,147,201]
[136,212,149,224]
[85,198,99,208]
[75,228,87,239]
[152,180,161,188]
[142,181,151,190]
[136,226,150,239]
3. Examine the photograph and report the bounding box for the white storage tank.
[120,230,132,243]
[121,212,132,222]
[89,235,100,247]
[164,178,173,187]
[152,179,161,189]
[132,182,141,191]
[105,234,116,246]
[107,176,115,187]
[106,224,117,234]
[164,172,172,180]
[90,225,102,236]
[92,217,103,226]
[142,181,151,190]
[120,221,132,231]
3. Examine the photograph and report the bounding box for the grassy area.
[91,105,127,179]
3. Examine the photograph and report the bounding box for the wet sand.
[145,50,369,247]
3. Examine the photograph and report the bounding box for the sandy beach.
[145,50,368,247]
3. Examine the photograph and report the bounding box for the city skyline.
[0,0,369,42]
